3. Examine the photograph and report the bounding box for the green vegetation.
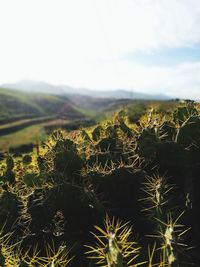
[0,88,83,120]
[0,125,46,151]
[0,101,199,266]
[0,88,95,151]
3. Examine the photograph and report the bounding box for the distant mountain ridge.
[2,80,170,100]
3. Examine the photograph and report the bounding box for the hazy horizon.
[1,0,200,99]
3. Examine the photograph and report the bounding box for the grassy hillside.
[0,88,83,121]
[0,88,92,151]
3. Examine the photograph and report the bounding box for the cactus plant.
[92,125,103,141]
[22,155,32,165]
[136,128,160,159]
[0,103,199,265]
[173,103,198,126]
[176,115,200,148]
[0,190,22,232]
[85,216,141,267]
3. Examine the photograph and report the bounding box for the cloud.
[60,59,200,99]
[1,0,200,60]
[93,0,200,57]
[0,0,200,98]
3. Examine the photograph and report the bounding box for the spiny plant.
[85,215,143,267]
[0,102,199,265]
[141,175,193,266]
[171,101,200,149]
[155,212,192,267]
[3,155,16,185]
[0,226,73,266]
[173,102,198,127]
[0,186,22,232]
[136,128,161,159]
[92,125,104,141]
[147,243,167,267]
[42,242,73,267]
[140,174,174,219]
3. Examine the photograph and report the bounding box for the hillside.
[0,88,84,122]
[0,88,95,151]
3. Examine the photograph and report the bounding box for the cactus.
[136,128,160,159]
[106,125,118,139]
[176,115,200,148]
[4,169,16,184]
[0,190,22,232]
[2,156,16,185]
[0,246,5,267]
[156,213,191,267]
[22,155,32,165]
[119,120,133,137]
[160,121,176,142]
[88,151,114,168]
[92,125,103,141]
[6,156,14,170]
[96,137,116,152]
[141,174,192,266]
[140,174,173,220]
[27,187,56,232]
[173,103,198,126]
[0,227,72,266]
[0,104,198,265]
[42,137,84,182]
[154,141,188,185]
[53,148,83,179]
[85,216,141,267]
[81,129,91,141]
[23,173,41,187]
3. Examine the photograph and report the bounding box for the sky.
[1,0,200,98]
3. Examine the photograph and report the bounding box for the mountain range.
[2,80,170,100]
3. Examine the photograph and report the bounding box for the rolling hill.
[0,88,84,122]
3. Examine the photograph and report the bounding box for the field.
[0,125,45,151]
[0,98,199,266]
[0,118,94,151]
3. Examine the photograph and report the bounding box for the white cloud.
[0,0,200,98]
[62,60,200,99]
